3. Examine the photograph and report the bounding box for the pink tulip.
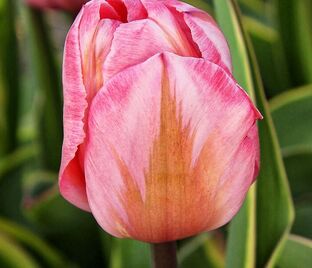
[26,0,88,12]
[59,0,262,243]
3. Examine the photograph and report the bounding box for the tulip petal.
[59,0,119,211]
[141,0,201,57]
[207,123,260,230]
[86,54,164,238]
[83,19,121,99]
[140,0,232,73]
[59,10,89,211]
[165,0,232,73]
[106,0,128,22]
[124,0,147,21]
[103,19,188,81]
[85,52,260,242]
[79,0,112,65]
[183,13,232,73]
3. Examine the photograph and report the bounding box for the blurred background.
[0,0,311,267]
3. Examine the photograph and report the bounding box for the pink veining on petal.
[86,55,163,237]
[84,19,120,100]
[79,0,107,69]
[124,0,148,21]
[208,123,259,230]
[106,0,128,22]
[162,0,232,72]
[99,3,121,20]
[59,0,262,243]
[141,0,200,57]
[248,122,261,181]
[162,53,260,167]
[59,0,120,211]
[183,12,232,73]
[59,9,89,211]
[103,18,188,81]
[84,52,261,242]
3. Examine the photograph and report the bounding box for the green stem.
[151,241,177,268]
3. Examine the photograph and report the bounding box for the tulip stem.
[151,241,177,268]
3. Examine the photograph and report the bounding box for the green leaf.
[110,239,151,268]
[213,1,257,267]
[238,0,271,26]
[244,16,290,96]
[292,203,312,239]
[0,169,25,222]
[275,0,312,86]
[179,234,211,268]
[183,0,212,13]
[0,0,20,155]
[23,185,105,268]
[213,1,294,267]
[0,144,39,222]
[224,188,256,268]
[0,232,39,268]
[244,19,294,268]
[0,0,47,246]
[0,217,68,268]
[213,0,255,98]
[26,8,63,171]
[270,85,312,156]
[276,235,312,267]
[178,233,225,268]
[101,232,113,266]
[269,87,312,240]
[283,151,312,199]
[238,0,266,14]
[0,144,39,180]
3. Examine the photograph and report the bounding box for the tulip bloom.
[26,0,87,12]
[59,0,262,243]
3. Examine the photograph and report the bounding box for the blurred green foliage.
[0,0,311,267]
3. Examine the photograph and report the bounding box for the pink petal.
[79,1,110,62]
[99,3,121,20]
[106,0,128,22]
[124,0,147,21]
[83,19,121,99]
[206,123,260,230]
[159,0,232,73]
[103,19,186,81]
[141,0,201,57]
[59,9,89,211]
[183,12,232,73]
[59,0,119,211]
[84,52,261,242]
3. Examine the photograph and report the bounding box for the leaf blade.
[0,232,39,268]
[213,1,294,267]
[276,235,312,267]
[213,1,257,267]
[0,217,68,268]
